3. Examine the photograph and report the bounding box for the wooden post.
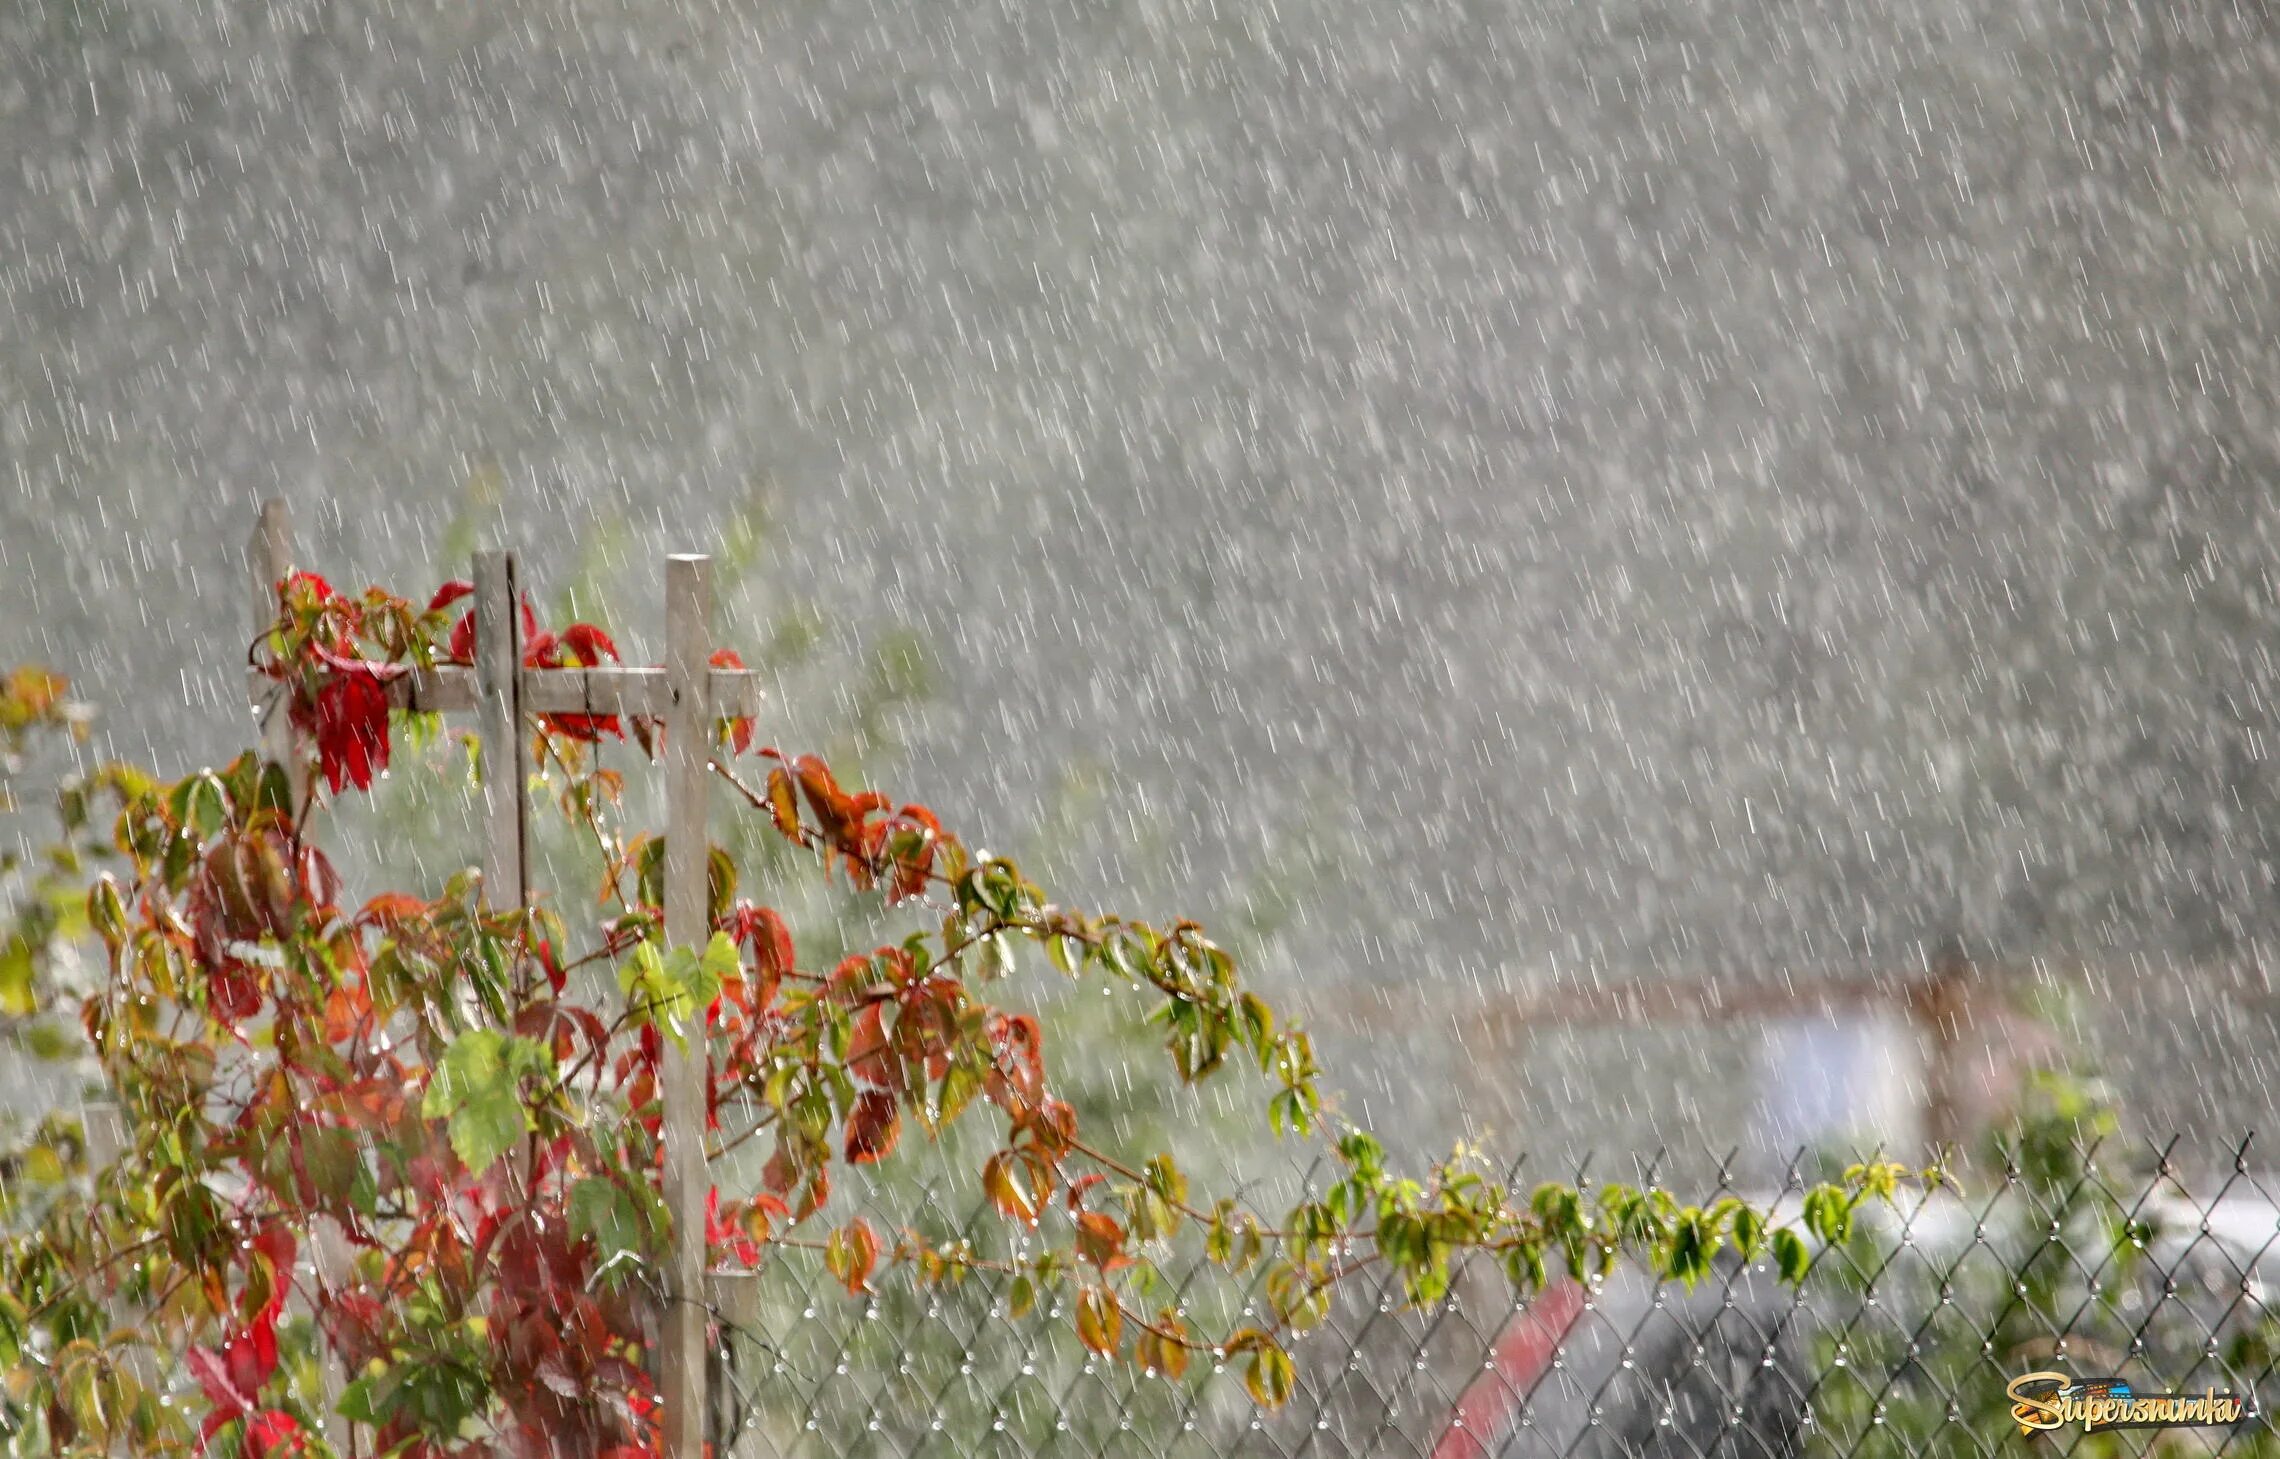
[472,551,529,910]
[1910,947,1974,1155]
[241,499,350,1433]
[246,499,309,815]
[660,554,713,1459]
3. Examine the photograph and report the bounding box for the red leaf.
[797,1165,832,1222]
[427,580,475,614]
[540,623,625,740]
[847,1005,895,1089]
[562,623,621,666]
[244,1409,306,1459]
[523,630,561,669]
[192,1301,282,1425]
[1075,1286,1123,1355]
[282,571,335,603]
[309,671,390,794]
[226,1300,283,1397]
[206,964,263,1026]
[186,1346,251,1421]
[793,756,890,864]
[742,1193,789,1245]
[742,907,793,1012]
[249,1226,298,1291]
[323,979,371,1043]
[705,1188,764,1267]
[297,843,342,913]
[845,1088,902,1164]
[447,612,476,665]
[320,1291,389,1371]
[548,712,623,743]
[986,1012,1046,1111]
[537,938,567,995]
[981,1149,1052,1227]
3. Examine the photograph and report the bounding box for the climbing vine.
[0,573,1914,1458]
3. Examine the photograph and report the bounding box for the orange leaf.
[357,893,430,927]
[1075,1286,1122,1356]
[765,767,801,837]
[1140,1310,1192,1380]
[1065,1173,1108,1212]
[741,1193,788,1245]
[1074,1211,1131,1272]
[322,980,371,1044]
[825,1219,879,1295]
[982,1150,1048,1227]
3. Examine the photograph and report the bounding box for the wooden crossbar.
[245,664,765,718]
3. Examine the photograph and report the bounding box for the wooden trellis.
[245,499,761,1459]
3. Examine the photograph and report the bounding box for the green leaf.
[621,939,692,1040]
[699,930,740,986]
[1501,1240,1548,1293]
[170,772,229,841]
[0,1290,25,1372]
[680,930,736,1018]
[1242,1342,1296,1408]
[983,934,1016,980]
[301,1126,362,1205]
[0,934,35,1018]
[421,1029,545,1175]
[619,939,663,1000]
[1732,1205,1767,1261]
[336,1370,395,1426]
[1143,1154,1189,1209]
[1666,1208,1711,1290]
[18,1021,75,1060]
[1239,993,1275,1068]
[1265,1261,1332,1332]
[621,933,735,1039]
[1773,1227,1813,1284]
[570,1177,648,1270]
[1802,1185,1854,1247]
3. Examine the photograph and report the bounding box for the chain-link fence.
[702,1137,2280,1459]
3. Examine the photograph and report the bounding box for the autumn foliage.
[0,576,1909,1458]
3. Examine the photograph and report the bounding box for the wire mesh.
[704,1139,2280,1459]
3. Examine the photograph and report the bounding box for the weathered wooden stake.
[246,500,308,816]
[660,555,714,1459]
[242,499,347,1432]
[471,550,531,910]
